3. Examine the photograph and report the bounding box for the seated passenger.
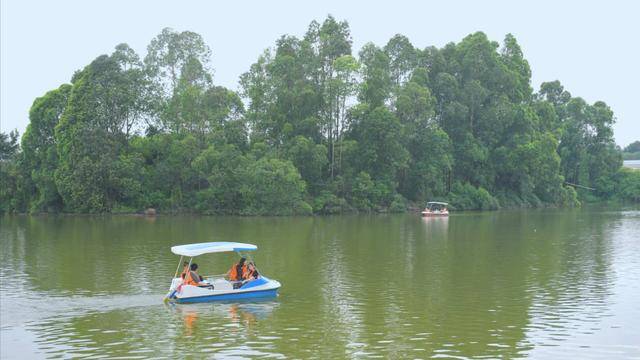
[180,261,189,279]
[244,262,260,280]
[227,257,247,282]
[184,263,205,286]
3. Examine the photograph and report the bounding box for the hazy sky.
[1,0,638,146]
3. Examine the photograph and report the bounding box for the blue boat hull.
[175,288,279,303]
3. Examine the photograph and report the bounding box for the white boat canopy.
[427,202,448,205]
[171,242,257,257]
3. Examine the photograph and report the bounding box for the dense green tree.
[401,126,452,201]
[0,130,19,162]
[241,157,310,215]
[54,51,148,212]
[395,68,452,201]
[557,97,621,197]
[130,133,200,210]
[624,141,640,153]
[384,34,418,88]
[614,168,640,202]
[20,84,71,211]
[623,141,640,160]
[358,43,392,108]
[192,144,248,213]
[240,37,321,145]
[286,136,328,194]
[0,131,25,213]
[348,105,409,190]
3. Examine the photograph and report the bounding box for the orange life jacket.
[229,263,247,281]
[183,270,199,286]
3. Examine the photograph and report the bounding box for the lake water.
[623,160,640,169]
[1,209,639,359]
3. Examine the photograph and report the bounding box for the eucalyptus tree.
[395,68,452,201]
[348,105,409,191]
[144,28,212,97]
[306,16,354,178]
[162,55,212,136]
[384,34,418,91]
[328,54,359,177]
[241,36,322,146]
[358,43,392,108]
[241,16,355,178]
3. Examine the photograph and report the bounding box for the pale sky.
[1,0,638,146]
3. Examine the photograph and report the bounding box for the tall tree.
[55,51,147,212]
[384,34,418,89]
[21,84,71,211]
[144,28,212,97]
[0,130,24,213]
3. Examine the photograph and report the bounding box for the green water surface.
[1,209,639,359]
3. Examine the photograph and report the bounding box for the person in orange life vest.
[180,261,189,279]
[183,263,205,286]
[227,257,247,282]
[244,262,259,280]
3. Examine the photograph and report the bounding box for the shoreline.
[3,201,637,218]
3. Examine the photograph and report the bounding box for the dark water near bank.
[1,209,639,359]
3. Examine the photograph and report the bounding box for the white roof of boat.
[171,242,257,257]
[427,201,448,205]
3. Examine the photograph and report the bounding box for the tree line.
[1,16,639,214]
[622,141,640,160]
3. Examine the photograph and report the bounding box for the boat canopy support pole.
[173,256,184,279]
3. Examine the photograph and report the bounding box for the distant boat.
[421,202,449,217]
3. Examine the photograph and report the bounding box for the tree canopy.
[1,17,636,214]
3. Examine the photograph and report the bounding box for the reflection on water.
[1,210,639,359]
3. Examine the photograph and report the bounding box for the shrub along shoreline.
[1,16,638,215]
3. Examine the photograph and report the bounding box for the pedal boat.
[165,242,281,304]
[421,201,449,217]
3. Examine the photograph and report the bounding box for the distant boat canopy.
[422,202,449,217]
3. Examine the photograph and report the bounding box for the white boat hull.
[166,277,281,303]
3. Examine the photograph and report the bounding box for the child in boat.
[244,262,260,280]
[184,263,206,286]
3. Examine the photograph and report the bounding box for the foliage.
[20,85,71,212]
[0,131,27,213]
[622,141,640,160]
[614,168,640,202]
[2,18,631,215]
[241,157,310,215]
[624,141,640,153]
[449,183,499,210]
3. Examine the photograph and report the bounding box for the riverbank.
[5,196,638,218]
